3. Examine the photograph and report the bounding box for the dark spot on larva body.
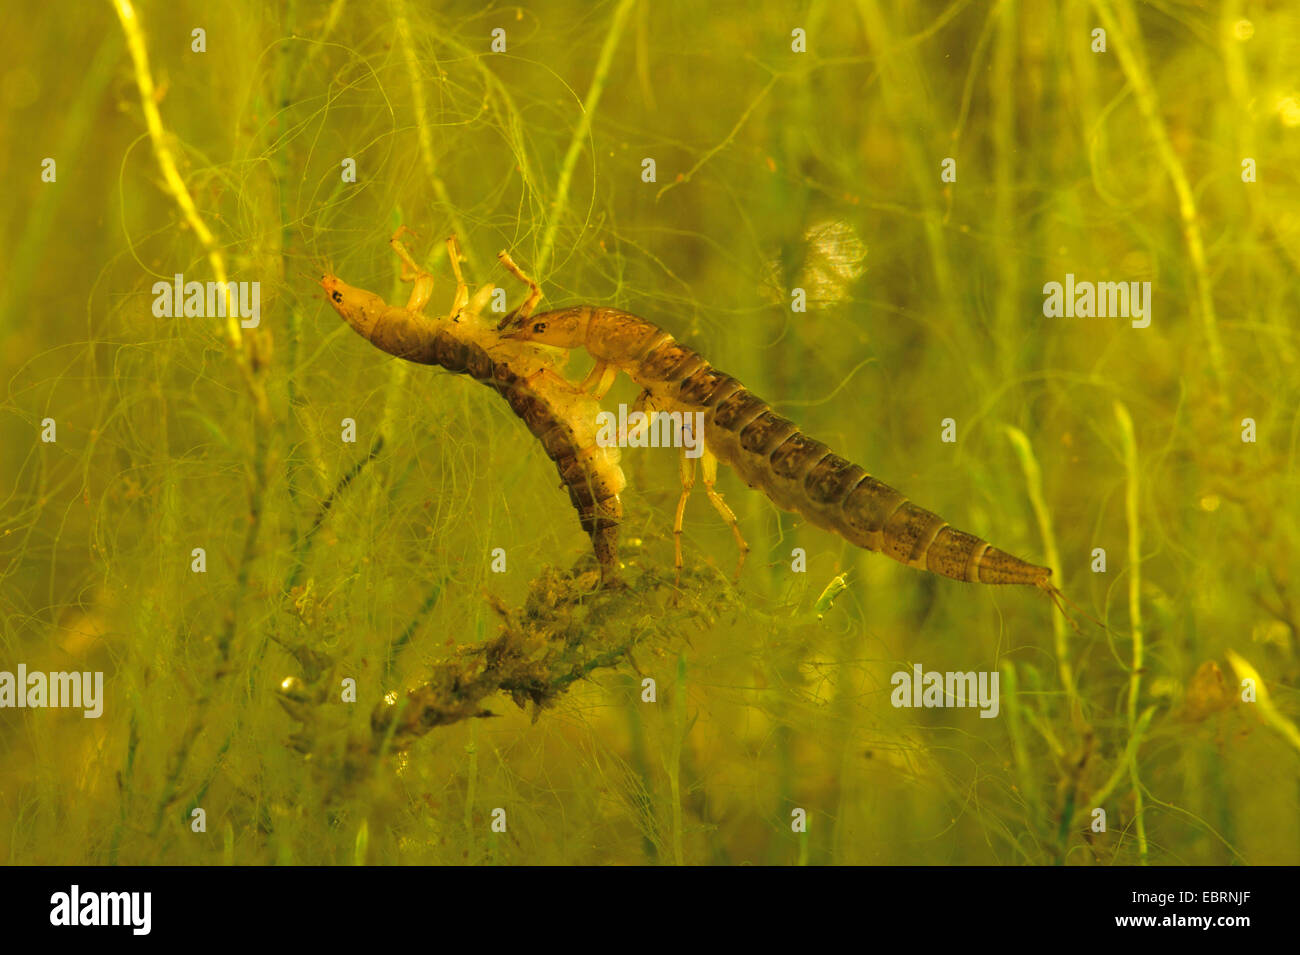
[463,343,495,381]
[975,545,1051,585]
[538,423,577,459]
[768,433,831,483]
[504,388,545,428]
[840,476,907,541]
[591,310,665,362]
[711,390,768,432]
[561,464,597,508]
[738,411,799,456]
[925,527,984,581]
[804,455,867,506]
[881,502,945,564]
[433,328,468,373]
[489,362,519,392]
[678,366,742,407]
[637,339,703,383]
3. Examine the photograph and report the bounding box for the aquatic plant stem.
[536,0,637,274]
[113,0,273,835]
[1005,426,1077,708]
[1091,0,1224,385]
[111,0,246,358]
[1114,401,1148,863]
[391,0,479,272]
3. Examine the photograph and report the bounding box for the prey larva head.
[318,273,388,338]
[500,311,587,349]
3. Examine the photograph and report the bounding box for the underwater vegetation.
[0,0,1298,866]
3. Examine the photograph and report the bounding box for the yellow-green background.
[0,0,1297,864]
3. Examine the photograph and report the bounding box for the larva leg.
[389,227,436,313]
[700,450,748,578]
[445,235,469,318]
[495,249,543,327]
[389,226,421,279]
[628,389,652,444]
[523,365,589,397]
[579,360,619,399]
[673,448,696,579]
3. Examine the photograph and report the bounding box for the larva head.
[500,311,588,349]
[319,273,388,339]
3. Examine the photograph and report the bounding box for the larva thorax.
[514,306,691,384]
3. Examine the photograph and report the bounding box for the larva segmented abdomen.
[706,391,1047,585]
[576,308,1049,586]
[490,364,623,577]
[431,327,624,583]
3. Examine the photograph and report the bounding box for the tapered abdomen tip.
[975,544,1052,586]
